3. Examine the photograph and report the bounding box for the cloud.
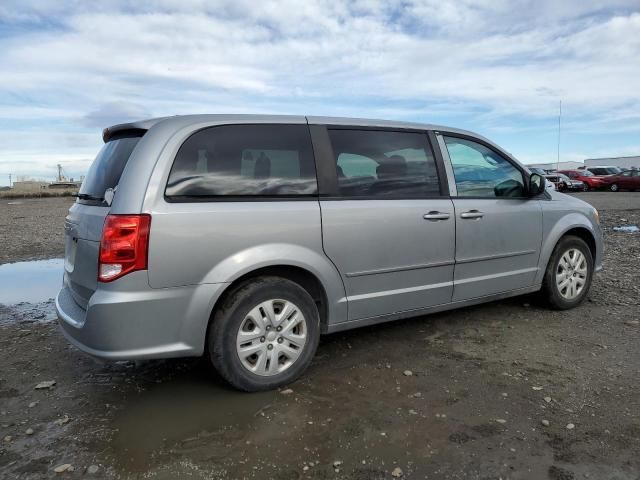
[0,0,639,184]
[81,102,152,128]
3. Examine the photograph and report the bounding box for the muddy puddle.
[0,258,63,305]
[0,258,62,324]
[110,365,277,472]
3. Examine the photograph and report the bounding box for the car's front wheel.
[208,276,320,391]
[582,183,589,191]
[609,183,619,192]
[542,235,593,310]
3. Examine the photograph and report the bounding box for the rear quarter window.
[166,124,317,199]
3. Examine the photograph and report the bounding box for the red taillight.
[98,214,151,282]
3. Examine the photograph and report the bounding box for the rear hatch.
[64,132,143,308]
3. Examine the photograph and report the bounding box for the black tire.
[609,183,619,192]
[582,184,589,192]
[207,276,320,392]
[541,235,594,310]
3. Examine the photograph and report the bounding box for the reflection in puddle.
[111,367,276,472]
[0,258,63,305]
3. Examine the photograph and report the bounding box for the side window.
[327,129,441,197]
[166,124,317,198]
[444,137,525,198]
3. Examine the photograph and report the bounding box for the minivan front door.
[452,198,542,300]
[440,135,543,301]
[315,127,455,322]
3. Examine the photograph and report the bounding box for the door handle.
[423,211,450,221]
[460,210,484,219]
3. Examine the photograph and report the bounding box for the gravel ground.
[0,197,73,264]
[0,194,639,480]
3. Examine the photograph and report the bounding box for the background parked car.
[600,169,640,191]
[545,173,585,192]
[585,166,623,176]
[558,169,606,191]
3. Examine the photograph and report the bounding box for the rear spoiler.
[102,116,170,142]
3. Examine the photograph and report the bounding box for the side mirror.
[528,173,546,197]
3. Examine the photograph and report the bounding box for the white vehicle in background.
[529,167,556,191]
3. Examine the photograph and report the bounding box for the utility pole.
[556,100,562,171]
[8,173,11,187]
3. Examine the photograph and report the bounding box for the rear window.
[166,124,317,199]
[79,134,142,203]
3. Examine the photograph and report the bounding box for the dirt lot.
[0,194,639,480]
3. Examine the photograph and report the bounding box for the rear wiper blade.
[73,193,104,201]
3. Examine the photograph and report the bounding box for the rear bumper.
[56,272,228,360]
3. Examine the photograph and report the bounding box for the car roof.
[102,114,495,148]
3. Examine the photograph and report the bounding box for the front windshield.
[581,170,594,176]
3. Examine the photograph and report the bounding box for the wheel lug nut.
[276,326,282,332]
[267,344,274,350]
[266,325,271,331]
[260,337,265,343]
[277,337,283,343]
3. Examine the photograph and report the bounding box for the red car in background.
[558,169,606,191]
[600,170,640,191]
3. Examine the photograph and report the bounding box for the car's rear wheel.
[542,235,593,310]
[208,276,320,391]
[609,183,619,192]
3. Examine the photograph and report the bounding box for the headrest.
[377,155,407,178]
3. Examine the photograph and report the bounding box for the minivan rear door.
[312,125,455,322]
[64,133,143,308]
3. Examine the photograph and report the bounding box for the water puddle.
[0,258,63,306]
[111,366,277,472]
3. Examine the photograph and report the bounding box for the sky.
[1,0,639,185]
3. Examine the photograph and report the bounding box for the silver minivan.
[56,115,603,391]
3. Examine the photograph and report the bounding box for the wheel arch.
[204,244,347,338]
[562,227,597,261]
[535,217,598,285]
[212,264,331,329]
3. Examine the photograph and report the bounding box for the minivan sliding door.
[311,125,455,322]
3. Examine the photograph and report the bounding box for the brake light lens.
[98,214,151,282]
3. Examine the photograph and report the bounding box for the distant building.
[10,181,49,193]
[584,156,640,170]
[49,181,81,190]
[525,161,584,171]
